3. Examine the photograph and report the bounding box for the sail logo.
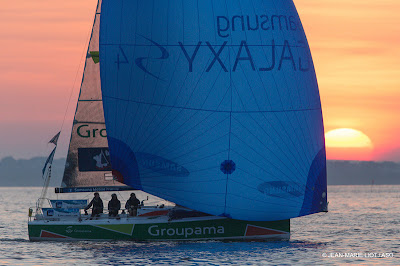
[128,38,311,76]
[77,124,106,138]
[148,225,224,238]
[216,14,302,38]
[121,13,310,80]
[258,181,303,198]
[93,149,110,170]
[134,35,169,80]
[136,152,189,177]
[78,148,112,172]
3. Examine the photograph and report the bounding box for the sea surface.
[0,185,398,265]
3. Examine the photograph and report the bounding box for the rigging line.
[58,1,98,141]
[56,1,101,189]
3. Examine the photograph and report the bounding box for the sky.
[0,0,399,162]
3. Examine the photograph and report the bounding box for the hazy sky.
[0,0,399,161]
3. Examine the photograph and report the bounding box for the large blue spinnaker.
[99,0,327,221]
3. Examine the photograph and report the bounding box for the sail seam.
[100,44,306,48]
[103,96,321,113]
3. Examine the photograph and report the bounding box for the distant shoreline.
[1,157,399,186]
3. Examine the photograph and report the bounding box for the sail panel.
[100,0,327,221]
[61,0,129,190]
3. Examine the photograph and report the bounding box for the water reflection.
[0,186,398,265]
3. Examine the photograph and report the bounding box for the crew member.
[125,193,140,216]
[84,192,103,218]
[108,193,121,217]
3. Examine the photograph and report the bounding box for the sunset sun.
[325,128,374,161]
[325,128,373,148]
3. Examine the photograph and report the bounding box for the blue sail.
[99,0,327,221]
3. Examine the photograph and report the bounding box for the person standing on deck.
[108,193,121,217]
[125,193,140,216]
[84,192,103,217]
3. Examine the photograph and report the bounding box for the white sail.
[60,0,127,192]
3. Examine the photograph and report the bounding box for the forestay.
[99,0,327,221]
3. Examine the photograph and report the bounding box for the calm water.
[0,185,398,265]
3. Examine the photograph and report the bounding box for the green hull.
[29,216,289,241]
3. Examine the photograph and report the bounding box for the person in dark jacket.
[108,193,121,217]
[125,193,140,216]
[84,192,103,217]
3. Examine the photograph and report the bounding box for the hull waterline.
[28,216,289,241]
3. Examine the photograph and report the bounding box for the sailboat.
[28,0,327,241]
